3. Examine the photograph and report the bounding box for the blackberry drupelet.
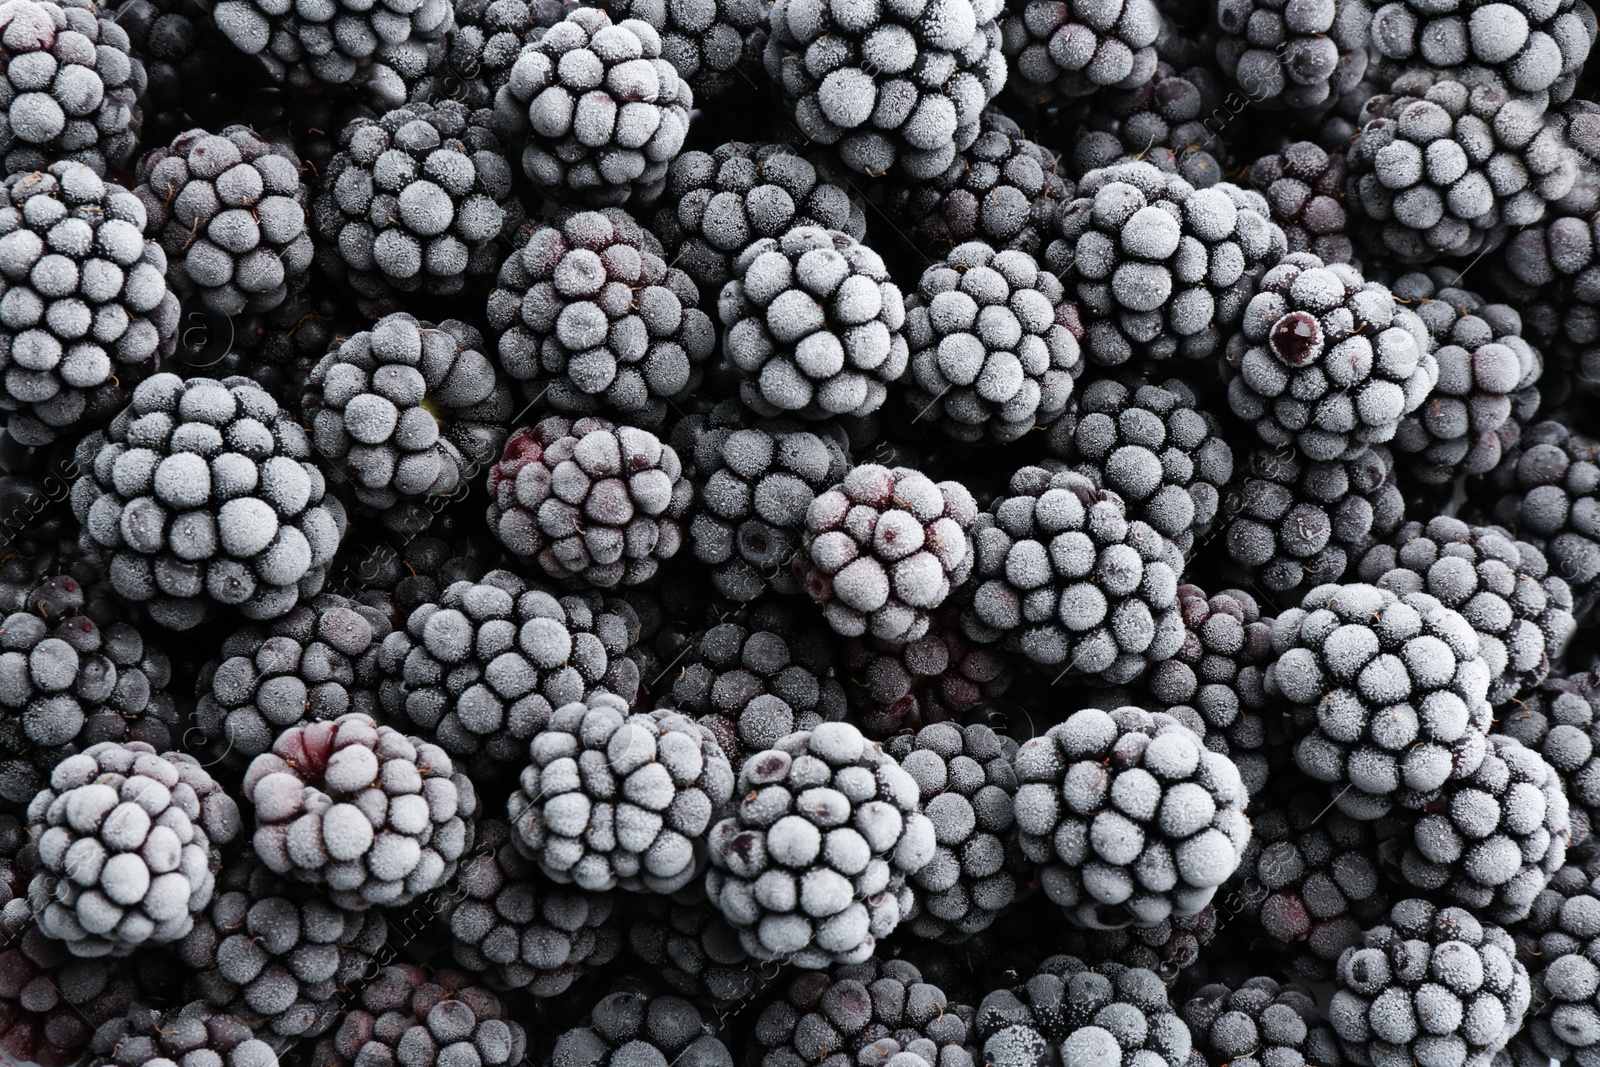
[842,614,1012,737]
[1045,160,1289,365]
[209,0,452,88]
[1246,141,1357,265]
[599,0,767,100]
[70,374,346,630]
[552,986,732,1067]
[1215,0,1371,113]
[902,241,1084,445]
[312,965,527,1067]
[1266,581,1494,818]
[1045,376,1233,556]
[242,713,476,909]
[1367,0,1594,101]
[704,722,935,966]
[1000,0,1161,102]
[133,125,313,318]
[1012,705,1251,929]
[491,7,692,204]
[962,465,1186,682]
[1181,978,1342,1067]
[624,896,755,1007]
[485,415,692,589]
[0,163,179,447]
[796,463,977,644]
[487,208,714,430]
[717,226,908,421]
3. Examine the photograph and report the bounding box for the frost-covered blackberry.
[888,110,1075,257]
[112,0,235,148]
[718,226,909,421]
[1348,70,1580,263]
[133,126,312,319]
[1223,253,1437,461]
[242,713,476,909]
[90,1004,280,1067]
[1012,706,1250,928]
[842,614,1012,737]
[1000,0,1161,101]
[1500,673,1600,853]
[1267,581,1494,818]
[210,0,451,88]
[376,569,642,767]
[28,740,241,957]
[553,986,732,1067]
[1367,0,1594,101]
[902,241,1083,444]
[625,897,754,1006]
[1507,855,1600,1066]
[797,463,977,645]
[1182,978,1342,1067]
[487,208,714,430]
[485,416,692,588]
[765,0,1004,180]
[312,101,517,311]
[1359,517,1575,707]
[704,722,935,966]
[1246,141,1357,265]
[1215,0,1371,113]
[0,0,144,176]
[508,693,734,893]
[1045,161,1288,365]
[1329,899,1530,1067]
[436,0,569,107]
[1066,63,1228,189]
[599,0,766,100]
[963,466,1185,682]
[306,314,511,527]
[653,143,866,295]
[439,818,622,996]
[0,923,143,1066]
[1045,376,1233,556]
[0,163,179,447]
[883,722,1025,942]
[313,965,527,1067]
[70,375,345,630]
[492,7,692,204]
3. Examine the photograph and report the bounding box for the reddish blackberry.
[312,965,528,1067]
[841,614,1012,737]
[89,1003,280,1067]
[1245,141,1356,265]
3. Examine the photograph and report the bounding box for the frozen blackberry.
[440,818,622,995]
[718,226,908,421]
[0,163,180,448]
[1388,732,1568,922]
[492,7,692,204]
[751,958,976,1067]
[210,0,451,88]
[1045,161,1288,365]
[598,0,765,100]
[242,712,476,909]
[485,416,692,589]
[71,374,346,630]
[678,406,850,602]
[796,463,977,644]
[28,740,241,956]
[1347,70,1580,263]
[1054,903,1218,984]
[1474,419,1600,623]
[196,291,354,402]
[765,0,1003,180]
[89,1003,279,1067]
[1358,517,1575,707]
[306,314,511,526]
[1142,585,1277,797]
[1012,706,1250,928]
[1045,376,1233,556]
[552,986,732,1067]
[963,466,1186,681]
[1182,978,1342,1067]
[0,925,144,1067]
[888,110,1074,257]
[436,0,570,108]
[1501,673,1600,852]
[881,722,1026,942]
[313,965,527,1067]
[704,722,935,965]
[376,569,644,766]
[508,693,734,893]
[1065,64,1228,188]
[1367,0,1593,101]
[902,241,1084,445]
[110,0,236,149]
[1000,0,1161,102]
[625,896,757,1007]
[312,101,517,312]
[0,0,143,176]
[975,954,1194,1067]
[1507,854,1600,1066]
[191,594,391,770]
[841,614,1013,737]
[1215,0,1371,113]
[1223,253,1438,461]
[1221,443,1406,596]
[654,143,866,295]
[1246,141,1357,265]
[487,208,714,430]
[1266,581,1494,819]
[133,126,312,319]
[177,854,387,1047]
[1328,899,1530,1067]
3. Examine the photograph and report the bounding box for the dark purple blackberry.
[1182,978,1342,1067]
[1508,854,1600,1066]
[1267,581,1494,819]
[183,291,355,405]
[598,0,766,100]
[1367,0,1594,101]
[1056,905,1218,985]
[112,0,241,150]
[1500,672,1600,854]
[902,242,1084,445]
[624,897,755,1007]
[312,965,528,1067]
[89,1003,280,1067]
[1215,0,1370,113]
[0,926,144,1067]
[553,986,732,1067]
[1045,376,1233,556]
[842,614,1013,737]
[1358,517,1575,707]
[1246,141,1357,265]
[209,0,452,88]
[1000,0,1162,102]
[1067,64,1229,188]
[433,0,571,108]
